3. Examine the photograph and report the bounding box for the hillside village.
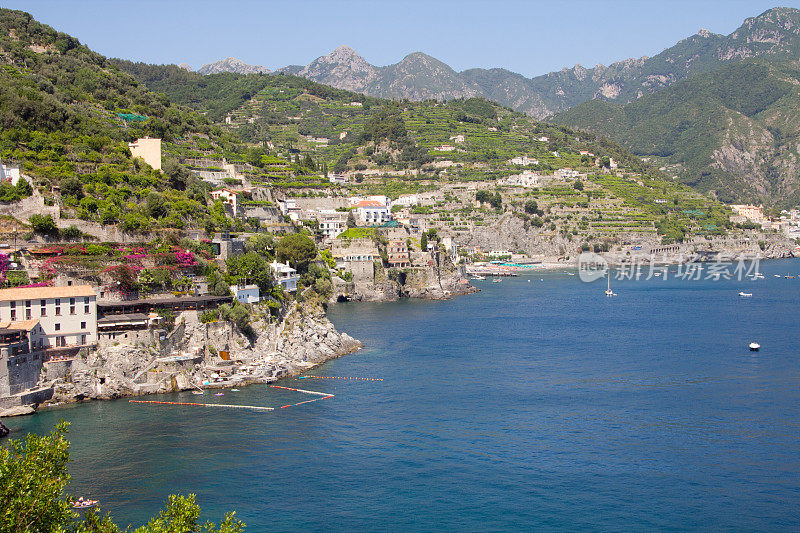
[1,7,800,414]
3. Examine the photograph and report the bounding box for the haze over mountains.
[199,7,800,119]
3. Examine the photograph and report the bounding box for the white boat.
[491,278,501,283]
[605,273,616,297]
[470,276,485,280]
[738,292,752,297]
[749,342,761,352]
[751,273,764,280]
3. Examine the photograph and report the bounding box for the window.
[55,323,61,331]
[25,309,31,320]
[81,321,86,329]
[40,299,46,317]
[10,309,15,320]
[80,334,86,345]
[70,306,76,315]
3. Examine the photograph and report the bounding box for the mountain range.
[198,7,800,119]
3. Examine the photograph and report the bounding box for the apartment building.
[0,285,98,349]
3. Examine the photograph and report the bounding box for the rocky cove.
[0,268,477,424]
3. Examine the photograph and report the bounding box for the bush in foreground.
[0,422,245,532]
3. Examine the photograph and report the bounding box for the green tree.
[0,423,246,532]
[346,210,356,228]
[524,200,539,215]
[162,158,195,191]
[573,180,584,191]
[60,176,84,199]
[276,233,317,271]
[226,251,273,292]
[28,214,59,236]
[146,192,167,219]
[420,232,428,251]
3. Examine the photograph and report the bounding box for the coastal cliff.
[45,301,362,405]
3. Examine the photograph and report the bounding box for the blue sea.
[7,258,800,530]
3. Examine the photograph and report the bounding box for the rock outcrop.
[0,405,35,417]
[45,301,362,406]
[0,419,8,438]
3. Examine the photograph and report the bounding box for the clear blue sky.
[4,0,799,76]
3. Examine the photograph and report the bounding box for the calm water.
[7,259,800,530]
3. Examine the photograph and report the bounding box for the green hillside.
[554,60,800,207]
[0,8,279,233]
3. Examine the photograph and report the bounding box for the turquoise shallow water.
[7,258,800,530]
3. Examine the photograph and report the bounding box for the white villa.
[233,284,260,304]
[270,262,298,292]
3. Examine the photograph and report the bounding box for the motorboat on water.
[491,278,501,283]
[738,292,752,297]
[470,275,486,280]
[749,342,761,352]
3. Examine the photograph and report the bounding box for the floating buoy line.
[129,400,274,412]
[130,376,382,413]
[299,375,383,382]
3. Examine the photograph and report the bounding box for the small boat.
[749,342,761,352]
[231,388,240,392]
[774,274,781,278]
[738,292,752,297]
[191,391,204,395]
[73,498,98,509]
[215,392,224,396]
[751,273,764,280]
[491,278,501,283]
[785,275,795,279]
[470,275,486,280]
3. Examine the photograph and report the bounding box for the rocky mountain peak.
[197,57,270,75]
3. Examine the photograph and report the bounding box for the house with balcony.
[270,261,298,292]
[355,201,391,225]
[388,240,411,268]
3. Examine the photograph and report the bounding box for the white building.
[450,135,465,144]
[320,217,346,239]
[233,284,260,304]
[0,159,21,185]
[556,168,580,179]
[393,194,420,208]
[270,262,298,292]
[348,195,391,209]
[329,174,347,184]
[434,145,456,152]
[502,170,542,188]
[509,155,539,166]
[354,201,392,225]
[0,285,97,349]
[211,189,239,216]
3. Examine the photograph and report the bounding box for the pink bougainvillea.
[175,249,197,268]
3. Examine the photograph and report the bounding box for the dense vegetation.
[554,60,800,207]
[0,8,273,233]
[1,422,245,532]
